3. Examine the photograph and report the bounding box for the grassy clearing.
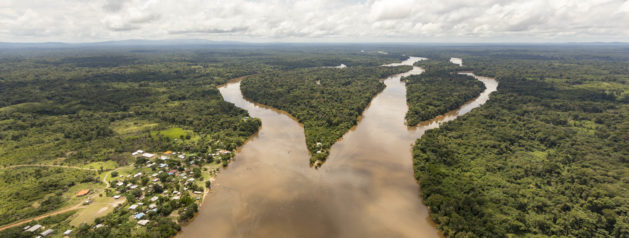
[83,161,119,171]
[152,127,194,140]
[111,118,158,135]
[69,195,125,226]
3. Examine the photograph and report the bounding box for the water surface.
[179,57,497,238]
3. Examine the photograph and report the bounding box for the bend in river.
[179,57,498,238]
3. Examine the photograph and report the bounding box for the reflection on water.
[179,58,497,238]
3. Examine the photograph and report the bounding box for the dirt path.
[1,164,97,171]
[0,203,84,232]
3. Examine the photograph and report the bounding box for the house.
[194,191,202,194]
[23,225,31,231]
[152,173,158,177]
[76,189,90,197]
[160,155,169,160]
[95,224,104,229]
[63,230,72,235]
[137,220,150,226]
[172,196,180,200]
[40,229,54,237]
[178,154,185,159]
[130,185,138,189]
[316,142,322,147]
[142,153,155,158]
[164,151,173,155]
[113,195,121,199]
[152,178,159,182]
[159,163,167,168]
[149,203,157,209]
[26,224,42,232]
[116,182,124,186]
[132,150,144,156]
[168,170,177,175]
[133,172,142,178]
[187,178,194,183]
[150,196,159,202]
[134,213,146,219]
[129,204,138,210]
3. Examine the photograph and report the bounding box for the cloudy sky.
[1,0,628,43]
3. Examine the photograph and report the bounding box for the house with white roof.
[142,153,155,158]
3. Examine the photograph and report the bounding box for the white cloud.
[0,0,627,42]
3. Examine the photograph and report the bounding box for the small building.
[63,230,72,235]
[218,149,231,155]
[132,150,144,156]
[130,185,138,189]
[168,170,177,175]
[137,220,150,226]
[76,189,90,197]
[134,213,146,219]
[142,153,155,158]
[194,191,202,194]
[151,196,159,202]
[129,204,138,210]
[164,151,173,155]
[133,172,142,178]
[178,154,185,159]
[27,224,42,232]
[113,195,121,199]
[95,224,104,229]
[159,163,167,168]
[40,229,54,237]
[116,182,124,186]
[160,155,169,160]
[172,196,180,200]
[149,203,157,209]
[23,225,31,230]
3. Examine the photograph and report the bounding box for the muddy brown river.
[179,57,498,238]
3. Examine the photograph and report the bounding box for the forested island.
[404,60,485,126]
[411,49,629,237]
[241,65,411,165]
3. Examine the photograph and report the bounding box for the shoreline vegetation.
[241,65,411,166]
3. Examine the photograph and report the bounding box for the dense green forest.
[412,50,629,237]
[241,65,411,165]
[405,60,485,125]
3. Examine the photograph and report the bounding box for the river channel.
[179,57,498,238]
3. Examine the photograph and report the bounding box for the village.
[17,148,233,238]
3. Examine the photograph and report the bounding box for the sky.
[1,0,628,43]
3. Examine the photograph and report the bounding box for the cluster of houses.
[19,148,228,236]
[106,149,214,226]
